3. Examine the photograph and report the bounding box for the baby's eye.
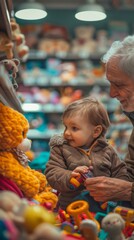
[72,127,78,131]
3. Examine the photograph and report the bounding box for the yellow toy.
[0,103,58,209]
[66,200,100,231]
[114,206,134,227]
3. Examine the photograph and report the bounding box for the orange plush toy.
[0,103,58,209]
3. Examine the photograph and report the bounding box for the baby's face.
[63,115,96,148]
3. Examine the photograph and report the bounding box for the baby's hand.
[71,166,89,178]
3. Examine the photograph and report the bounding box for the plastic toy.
[23,205,56,233]
[66,200,100,231]
[69,171,93,190]
[114,206,134,227]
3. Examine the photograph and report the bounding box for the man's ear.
[93,125,103,138]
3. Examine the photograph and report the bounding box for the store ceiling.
[12,0,133,10]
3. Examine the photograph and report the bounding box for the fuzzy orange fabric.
[0,103,58,209]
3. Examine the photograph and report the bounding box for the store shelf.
[25,50,102,64]
[22,103,65,113]
[27,129,62,139]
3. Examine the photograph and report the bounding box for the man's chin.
[121,105,134,112]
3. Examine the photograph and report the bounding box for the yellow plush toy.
[0,103,58,209]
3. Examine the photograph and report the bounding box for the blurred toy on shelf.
[46,57,61,77]
[71,26,97,58]
[0,58,20,89]
[20,24,42,49]
[11,18,29,61]
[24,112,48,131]
[109,20,129,42]
[96,30,110,56]
[59,62,77,83]
[110,105,130,124]
[109,128,131,160]
[29,151,50,173]
[60,87,83,106]
[38,24,70,57]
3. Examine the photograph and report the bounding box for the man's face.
[106,57,134,112]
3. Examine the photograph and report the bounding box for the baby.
[45,96,129,210]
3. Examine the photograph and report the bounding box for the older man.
[85,35,134,207]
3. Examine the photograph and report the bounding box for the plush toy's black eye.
[22,131,26,138]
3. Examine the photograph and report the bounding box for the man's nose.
[109,85,118,98]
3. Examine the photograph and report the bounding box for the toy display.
[71,26,97,58]
[0,103,58,208]
[1,5,134,239]
[38,24,70,57]
[1,190,134,239]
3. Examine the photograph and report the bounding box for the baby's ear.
[93,125,102,138]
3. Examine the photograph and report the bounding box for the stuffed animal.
[80,219,99,240]
[0,103,58,209]
[102,213,125,240]
[10,18,29,61]
[71,26,97,57]
[38,23,70,57]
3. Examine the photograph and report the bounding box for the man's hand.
[84,176,132,202]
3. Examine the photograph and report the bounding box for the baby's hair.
[62,96,110,137]
[102,35,134,78]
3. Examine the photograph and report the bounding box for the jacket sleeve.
[124,119,134,207]
[45,146,72,192]
[125,125,134,181]
[110,149,129,180]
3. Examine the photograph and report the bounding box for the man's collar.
[123,111,134,120]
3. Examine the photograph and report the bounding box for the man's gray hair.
[102,35,134,77]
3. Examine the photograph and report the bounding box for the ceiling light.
[15,1,47,20]
[75,0,107,21]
